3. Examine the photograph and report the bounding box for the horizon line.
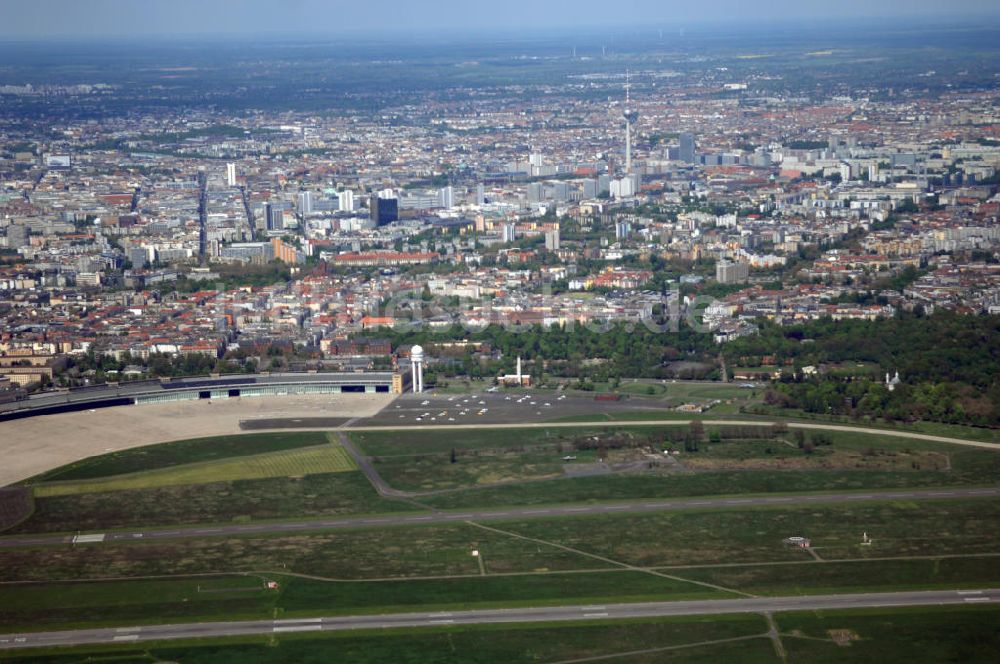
[1,14,999,44]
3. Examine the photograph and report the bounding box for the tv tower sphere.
[622,71,639,124]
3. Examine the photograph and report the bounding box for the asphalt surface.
[1,588,997,650]
[354,390,670,426]
[2,487,998,550]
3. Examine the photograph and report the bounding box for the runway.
[1,588,997,650]
[2,486,997,550]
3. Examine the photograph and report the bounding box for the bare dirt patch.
[0,487,32,530]
[827,629,860,646]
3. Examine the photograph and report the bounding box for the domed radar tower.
[622,70,639,174]
[410,344,424,393]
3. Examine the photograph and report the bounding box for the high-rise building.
[615,220,631,240]
[337,190,355,213]
[264,203,285,231]
[545,228,560,251]
[610,175,638,199]
[527,182,544,203]
[716,260,749,284]
[5,223,29,249]
[439,185,454,209]
[128,246,149,269]
[370,194,399,226]
[271,237,305,264]
[476,183,485,206]
[502,223,517,243]
[597,175,611,196]
[226,163,237,187]
[298,191,314,215]
[679,132,696,164]
[551,181,569,202]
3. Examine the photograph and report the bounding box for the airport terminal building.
[0,371,408,422]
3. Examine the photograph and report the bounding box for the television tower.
[622,70,639,174]
[197,169,208,266]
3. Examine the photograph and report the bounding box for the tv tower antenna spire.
[622,69,639,174]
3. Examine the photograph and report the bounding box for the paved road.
[2,487,998,550]
[1,588,997,650]
[336,431,409,497]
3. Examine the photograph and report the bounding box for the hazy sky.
[1,0,998,39]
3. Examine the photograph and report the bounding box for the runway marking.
[273,625,323,633]
[113,635,139,641]
[583,612,610,617]
[964,597,991,602]
[71,533,105,544]
[276,618,323,623]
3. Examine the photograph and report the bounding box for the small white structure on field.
[783,536,811,548]
[861,532,872,546]
[885,371,901,392]
[498,355,531,387]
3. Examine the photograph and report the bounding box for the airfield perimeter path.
[1,588,997,650]
[330,419,1000,452]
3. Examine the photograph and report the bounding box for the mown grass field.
[777,605,1000,663]
[30,431,335,482]
[4,554,1000,635]
[33,442,357,497]
[352,425,1000,504]
[485,499,1000,569]
[10,471,415,534]
[8,432,414,533]
[2,498,999,643]
[0,571,723,632]
[4,499,999,590]
[680,556,1000,596]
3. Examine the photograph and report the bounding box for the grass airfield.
[2,393,1000,661]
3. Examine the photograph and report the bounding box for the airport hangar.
[0,371,408,422]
